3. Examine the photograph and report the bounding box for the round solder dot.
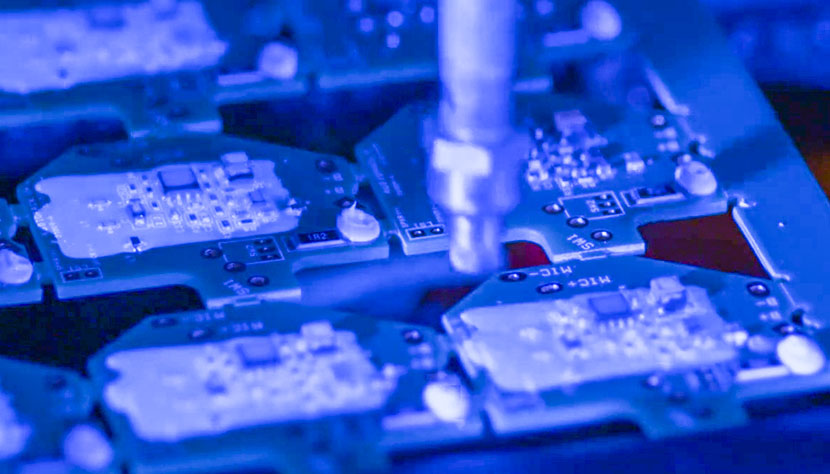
[642,373,662,389]
[315,158,337,174]
[773,323,798,336]
[402,329,423,344]
[151,317,178,328]
[223,261,246,273]
[747,281,770,297]
[542,202,564,214]
[536,282,563,294]
[188,328,214,341]
[566,216,589,228]
[591,230,613,242]
[650,114,668,129]
[200,247,222,259]
[247,275,269,287]
[335,197,356,208]
[499,271,527,282]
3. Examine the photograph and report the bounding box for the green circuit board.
[0,357,110,473]
[11,134,390,308]
[87,303,481,473]
[443,256,830,438]
[356,95,728,261]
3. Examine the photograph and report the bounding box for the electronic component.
[623,184,685,207]
[62,424,115,473]
[0,1,227,94]
[256,42,300,80]
[88,303,482,472]
[0,245,33,285]
[157,166,200,194]
[443,257,830,438]
[12,135,390,307]
[336,203,382,243]
[776,335,826,376]
[675,160,718,196]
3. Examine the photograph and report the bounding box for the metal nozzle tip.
[446,214,504,275]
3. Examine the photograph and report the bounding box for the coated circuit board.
[356,94,728,261]
[443,256,829,438]
[85,257,830,472]
[88,302,481,473]
[0,357,111,473]
[0,0,828,472]
[285,0,633,91]
[10,134,390,307]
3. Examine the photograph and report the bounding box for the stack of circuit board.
[0,0,828,473]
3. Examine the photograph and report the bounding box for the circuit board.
[0,357,112,473]
[356,95,727,261]
[286,0,632,92]
[0,0,827,472]
[87,303,481,473]
[443,256,830,438]
[9,134,390,307]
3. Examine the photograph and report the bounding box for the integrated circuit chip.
[158,166,199,194]
[588,292,631,322]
